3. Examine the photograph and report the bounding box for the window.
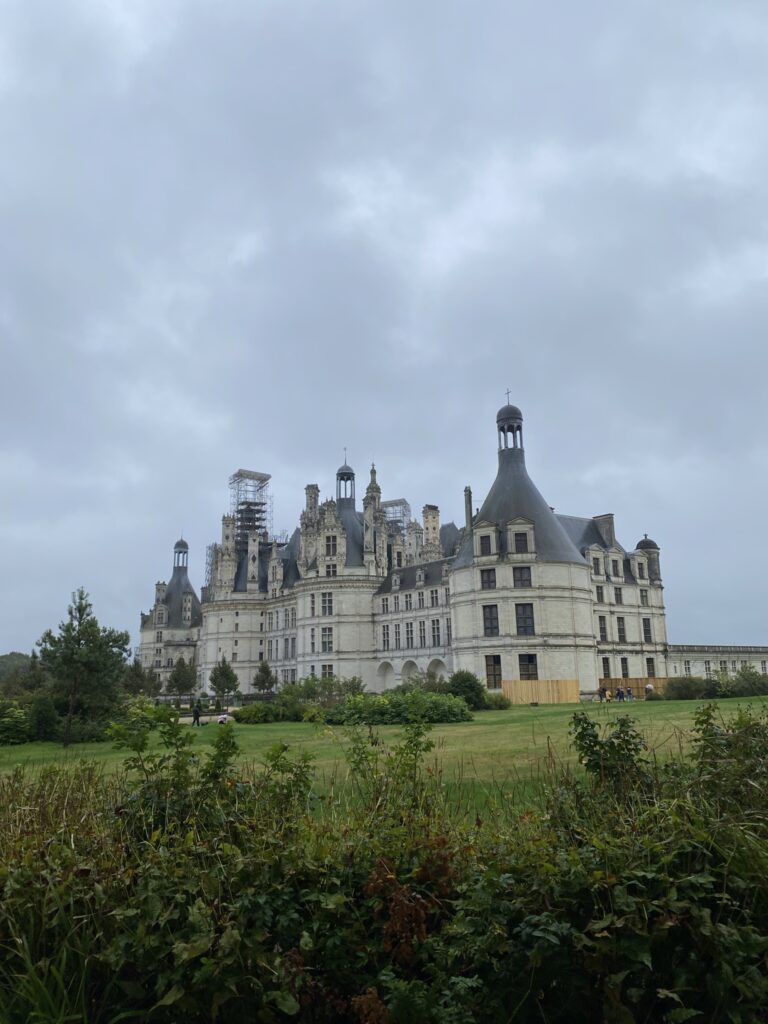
[617,616,626,643]
[166,657,174,668]
[291,669,297,682]
[446,618,452,645]
[444,587,450,603]
[762,661,767,675]
[419,620,426,646]
[291,609,296,628]
[646,657,656,678]
[637,562,646,579]
[731,660,737,672]
[683,659,691,676]
[621,657,629,679]
[234,639,238,646]
[513,566,532,588]
[704,661,711,679]
[614,588,623,605]
[486,654,502,688]
[393,595,400,612]
[156,631,163,642]
[480,534,492,556]
[719,660,728,673]
[154,659,161,669]
[519,654,538,680]
[155,647,161,655]
[282,609,288,628]
[406,622,414,648]
[321,627,333,653]
[598,615,608,642]
[430,588,439,607]
[321,592,333,615]
[310,628,316,653]
[405,593,412,611]
[291,637,296,658]
[640,589,648,607]
[394,623,401,649]
[418,591,425,609]
[611,559,620,577]
[642,618,652,643]
[431,619,441,646]
[481,568,496,589]
[310,593,316,616]
[326,563,337,577]
[515,603,535,636]
[382,597,389,614]
[234,622,239,632]
[396,550,403,567]
[321,664,333,679]
[233,652,238,662]
[382,625,390,650]
[483,605,499,637]
[601,657,611,679]
[596,585,604,603]
[267,639,273,660]
[325,535,337,556]
[514,532,529,554]
[592,557,601,575]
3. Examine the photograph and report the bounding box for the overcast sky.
[2,0,767,654]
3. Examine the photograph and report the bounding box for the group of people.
[597,685,633,702]
[191,701,229,726]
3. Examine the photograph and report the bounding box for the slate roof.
[162,564,202,628]
[376,558,451,594]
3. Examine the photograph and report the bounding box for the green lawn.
[3,698,765,803]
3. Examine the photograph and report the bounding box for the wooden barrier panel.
[600,677,668,697]
[500,678,580,705]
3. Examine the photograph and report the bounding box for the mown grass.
[3,697,766,807]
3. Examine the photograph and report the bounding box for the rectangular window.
[382,625,390,651]
[321,664,333,679]
[514,532,529,554]
[310,627,315,654]
[637,562,646,579]
[156,631,163,642]
[446,618,452,645]
[483,604,499,637]
[444,587,450,603]
[431,619,441,646]
[321,592,333,615]
[393,595,400,612]
[646,657,656,678]
[325,535,337,556]
[418,591,425,609]
[283,609,289,628]
[480,534,492,556]
[731,660,737,672]
[430,588,439,607]
[232,653,237,662]
[519,654,538,680]
[640,589,648,606]
[513,566,532,588]
[234,622,239,632]
[419,620,426,647]
[704,660,711,679]
[321,626,333,653]
[267,639,273,660]
[515,603,535,636]
[481,568,496,590]
[720,660,728,673]
[406,622,414,648]
[405,593,412,611]
[612,559,620,577]
[284,638,289,659]
[486,654,502,688]
[762,661,767,675]
[614,587,623,605]
[291,669,297,683]
[291,636,296,658]
[268,612,273,631]
[382,597,389,613]
[617,616,626,643]
[621,657,629,678]
[394,623,401,649]
[642,617,652,643]
[592,557,601,575]
[234,639,238,646]
[601,656,611,679]
[310,593,315,616]
[598,615,608,642]
[396,550,403,567]
[325,563,337,577]
[596,585,604,603]
[291,609,296,628]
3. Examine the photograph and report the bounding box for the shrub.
[0,704,28,745]
[445,670,486,710]
[483,690,511,710]
[663,676,718,701]
[26,690,60,741]
[232,703,283,724]
[325,690,472,725]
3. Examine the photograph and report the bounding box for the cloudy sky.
[2,0,767,654]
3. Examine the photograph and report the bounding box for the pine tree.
[209,657,240,709]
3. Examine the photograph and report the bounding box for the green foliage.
[27,689,61,741]
[570,711,650,789]
[38,588,130,747]
[482,690,511,710]
[208,657,239,707]
[663,668,768,701]
[0,703,29,745]
[165,656,197,698]
[122,658,161,697]
[253,660,276,693]
[0,651,31,681]
[664,675,720,700]
[445,670,486,710]
[326,689,473,725]
[232,702,282,724]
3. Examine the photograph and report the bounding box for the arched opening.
[427,658,448,682]
[376,661,396,692]
[401,659,420,685]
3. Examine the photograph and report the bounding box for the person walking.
[192,700,202,727]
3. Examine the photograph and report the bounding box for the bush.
[663,676,719,701]
[232,703,283,725]
[445,670,486,710]
[325,689,473,725]
[62,719,109,744]
[483,690,511,710]
[0,704,28,745]
[27,690,60,741]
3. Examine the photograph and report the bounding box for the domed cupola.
[173,537,189,568]
[636,535,659,551]
[336,455,355,509]
[497,403,524,450]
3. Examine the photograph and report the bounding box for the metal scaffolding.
[382,498,412,537]
[229,469,272,552]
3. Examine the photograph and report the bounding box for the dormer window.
[480,534,492,556]
[416,569,425,586]
[514,532,528,554]
[392,574,400,590]
[325,535,337,557]
[637,562,646,579]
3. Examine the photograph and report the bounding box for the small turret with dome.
[336,451,356,510]
[636,534,662,581]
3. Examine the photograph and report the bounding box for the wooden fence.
[600,677,668,696]
[500,678,580,705]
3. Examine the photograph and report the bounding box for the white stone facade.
[138,403,764,697]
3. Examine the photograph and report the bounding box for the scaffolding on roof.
[382,498,412,536]
[229,469,273,552]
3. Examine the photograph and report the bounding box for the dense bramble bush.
[2,702,768,1021]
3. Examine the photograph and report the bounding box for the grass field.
[3,697,765,806]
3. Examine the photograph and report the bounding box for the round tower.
[497,403,524,451]
[336,460,355,508]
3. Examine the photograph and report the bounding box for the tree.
[446,670,486,710]
[123,658,162,698]
[166,657,197,699]
[253,661,276,694]
[38,588,130,747]
[209,657,240,709]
